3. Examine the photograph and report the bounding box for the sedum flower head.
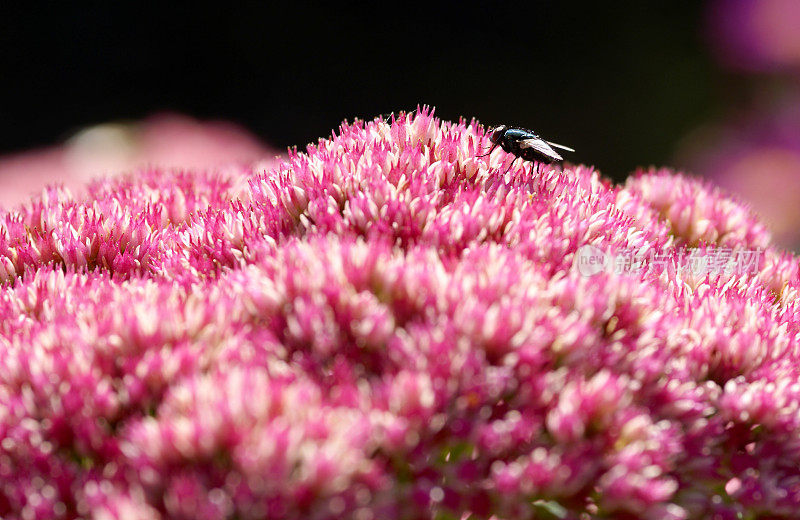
[0,107,798,519]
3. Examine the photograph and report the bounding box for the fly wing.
[545,141,575,153]
[519,138,563,161]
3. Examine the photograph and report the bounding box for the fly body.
[482,125,574,170]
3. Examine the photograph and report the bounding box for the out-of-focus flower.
[707,0,800,73]
[0,113,275,209]
[0,107,798,519]
[677,1,800,251]
[677,100,800,249]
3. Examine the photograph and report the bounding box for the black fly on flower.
[480,125,574,172]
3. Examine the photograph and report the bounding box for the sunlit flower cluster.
[1,107,798,519]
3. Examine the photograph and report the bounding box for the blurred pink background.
[0,114,275,209]
[678,0,800,250]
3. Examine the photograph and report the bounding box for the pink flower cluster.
[1,107,798,519]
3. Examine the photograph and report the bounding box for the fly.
[480,125,574,172]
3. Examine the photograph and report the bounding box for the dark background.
[1,3,724,181]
